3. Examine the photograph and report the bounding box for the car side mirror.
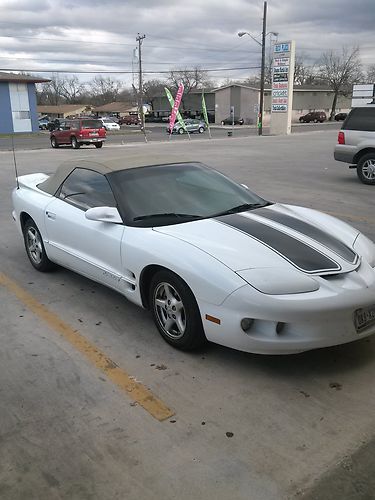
[85,206,122,223]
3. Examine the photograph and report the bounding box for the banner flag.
[164,87,190,138]
[201,90,211,138]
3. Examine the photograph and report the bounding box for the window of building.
[12,111,30,120]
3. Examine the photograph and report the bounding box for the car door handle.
[46,211,56,220]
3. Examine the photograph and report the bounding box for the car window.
[80,120,102,129]
[58,168,117,210]
[63,121,72,130]
[343,107,375,132]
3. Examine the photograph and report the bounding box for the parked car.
[119,115,140,126]
[168,119,206,134]
[12,159,375,354]
[98,118,121,131]
[38,116,50,130]
[299,111,327,123]
[50,119,106,149]
[335,112,348,121]
[46,119,61,132]
[221,117,244,125]
[334,106,375,185]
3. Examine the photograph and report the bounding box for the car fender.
[121,226,246,307]
[12,180,52,239]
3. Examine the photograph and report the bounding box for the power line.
[0,65,261,74]
[0,34,259,54]
[0,55,258,66]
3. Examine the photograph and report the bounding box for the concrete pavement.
[0,130,374,500]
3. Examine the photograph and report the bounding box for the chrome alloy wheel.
[153,282,186,339]
[362,159,375,181]
[26,226,43,265]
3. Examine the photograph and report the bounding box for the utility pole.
[259,1,267,136]
[136,33,146,134]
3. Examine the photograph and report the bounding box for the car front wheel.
[357,153,375,185]
[178,128,184,134]
[149,270,206,350]
[23,219,56,272]
[50,136,59,148]
[71,136,80,149]
[198,126,204,133]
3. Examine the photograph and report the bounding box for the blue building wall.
[27,83,39,132]
[0,83,13,134]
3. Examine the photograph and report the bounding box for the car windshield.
[108,162,270,227]
[81,120,102,129]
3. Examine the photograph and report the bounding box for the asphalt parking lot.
[1,130,375,500]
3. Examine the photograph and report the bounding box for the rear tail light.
[338,131,345,144]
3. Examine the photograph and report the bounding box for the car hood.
[154,203,360,275]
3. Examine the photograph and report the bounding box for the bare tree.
[59,76,86,103]
[293,54,317,86]
[366,64,375,83]
[88,75,123,105]
[142,79,166,112]
[319,47,363,120]
[37,73,66,105]
[167,67,210,108]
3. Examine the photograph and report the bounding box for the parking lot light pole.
[136,33,146,137]
[238,1,267,136]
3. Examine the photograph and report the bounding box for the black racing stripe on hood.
[254,207,357,264]
[215,214,341,274]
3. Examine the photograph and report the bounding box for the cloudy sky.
[0,0,374,86]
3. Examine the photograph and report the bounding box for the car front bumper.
[200,262,375,354]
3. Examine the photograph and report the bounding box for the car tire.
[94,142,103,148]
[149,270,206,351]
[23,219,56,272]
[50,136,59,148]
[178,128,184,134]
[314,119,318,123]
[357,153,375,185]
[198,127,204,134]
[71,136,80,149]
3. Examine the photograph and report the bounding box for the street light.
[238,1,268,135]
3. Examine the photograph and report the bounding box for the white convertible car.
[12,159,375,354]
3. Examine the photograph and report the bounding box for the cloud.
[0,0,373,84]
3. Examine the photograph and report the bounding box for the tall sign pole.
[258,1,267,136]
[270,40,295,135]
[136,33,146,139]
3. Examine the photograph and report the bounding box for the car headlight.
[237,267,320,295]
[354,234,375,268]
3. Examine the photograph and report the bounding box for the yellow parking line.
[0,272,174,422]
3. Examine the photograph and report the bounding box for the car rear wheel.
[94,142,103,148]
[198,126,204,133]
[149,270,206,350]
[71,136,80,149]
[50,136,59,148]
[23,219,56,272]
[357,153,375,185]
[178,128,184,134]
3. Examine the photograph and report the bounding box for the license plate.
[354,304,375,333]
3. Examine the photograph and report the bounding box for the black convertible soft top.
[38,152,195,195]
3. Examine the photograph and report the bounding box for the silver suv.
[334,106,375,185]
